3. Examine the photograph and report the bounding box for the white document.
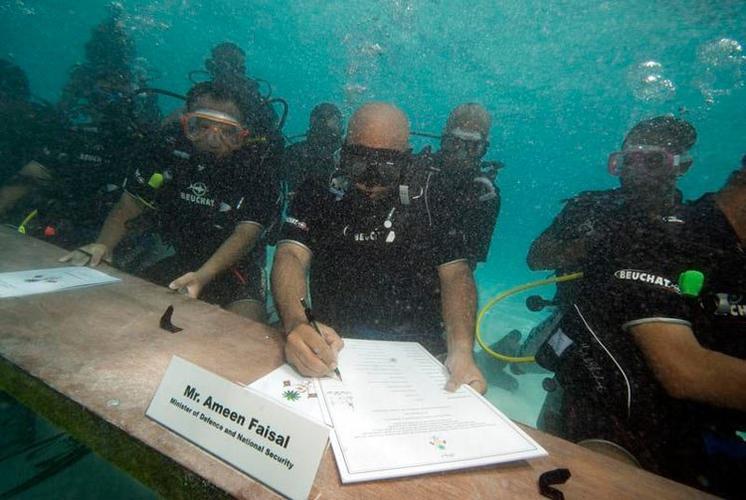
[0,266,120,298]
[246,364,327,424]
[316,339,547,483]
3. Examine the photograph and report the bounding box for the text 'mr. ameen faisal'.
[180,384,291,448]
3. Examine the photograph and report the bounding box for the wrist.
[194,267,214,285]
[282,314,308,336]
[88,242,113,259]
[447,343,475,357]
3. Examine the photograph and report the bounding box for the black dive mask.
[339,144,411,186]
[441,133,489,160]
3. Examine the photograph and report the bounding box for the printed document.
[0,266,120,298]
[315,339,547,482]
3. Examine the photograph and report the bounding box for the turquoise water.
[1,0,745,492]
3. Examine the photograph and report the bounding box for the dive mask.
[441,128,489,159]
[181,109,249,148]
[339,144,411,186]
[608,145,691,176]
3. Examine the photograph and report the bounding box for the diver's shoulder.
[563,187,622,205]
[225,146,280,181]
[283,140,308,156]
[684,192,718,212]
[293,176,336,202]
[675,193,719,230]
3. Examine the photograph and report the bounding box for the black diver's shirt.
[535,189,626,247]
[530,188,628,288]
[535,188,686,256]
[587,194,745,361]
[124,131,279,264]
[0,102,62,184]
[680,195,746,359]
[530,188,684,302]
[546,194,745,441]
[18,122,138,232]
[278,178,468,348]
[429,156,501,267]
[282,140,337,194]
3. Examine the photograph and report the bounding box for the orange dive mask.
[180,109,249,148]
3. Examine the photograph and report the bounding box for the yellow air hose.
[17,209,38,234]
[475,272,583,363]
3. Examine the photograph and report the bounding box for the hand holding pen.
[301,298,343,381]
[283,298,344,379]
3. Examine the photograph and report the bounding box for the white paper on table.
[0,266,120,298]
[246,364,327,425]
[315,338,547,483]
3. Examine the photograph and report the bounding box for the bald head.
[346,102,410,151]
[444,103,492,140]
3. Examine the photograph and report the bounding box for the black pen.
[300,298,343,381]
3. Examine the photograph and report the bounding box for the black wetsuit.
[6,120,139,249]
[277,176,469,355]
[0,102,61,184]
[282,139,337,195]
[530,188,632,299]
[426,151,501,268]
[124,129,280,306]
[520,189,684,359]
[536,194,745,496]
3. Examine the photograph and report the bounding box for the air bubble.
[694,38,745,104]
[627,60,676,102]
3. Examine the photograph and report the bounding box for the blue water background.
[2,0,746,424]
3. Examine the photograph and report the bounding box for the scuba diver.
[429,103,502,268]
[0,11,158,250]
[271,102,486,394]
[527,116,695,272]
[58,7,161,131]
[531,156,746,497]
[504,116,697,386]
[199,42,284,150]
[283,103,343,195]
[60,81,281,322]
[422,104,508,390]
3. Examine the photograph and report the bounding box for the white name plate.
[146,356,329,499]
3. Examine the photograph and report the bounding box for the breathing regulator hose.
[475,272,584,364]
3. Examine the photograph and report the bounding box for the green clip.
[148,173,164,189]
[678,270,704,298]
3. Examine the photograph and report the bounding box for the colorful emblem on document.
[282,390,301,401]
[429,436,447,450]
[281,379,318,401]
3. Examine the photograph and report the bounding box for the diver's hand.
[445,349,487,394]
[285,322,344,378]
[169,271,210,299]
[59,243,111,267]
